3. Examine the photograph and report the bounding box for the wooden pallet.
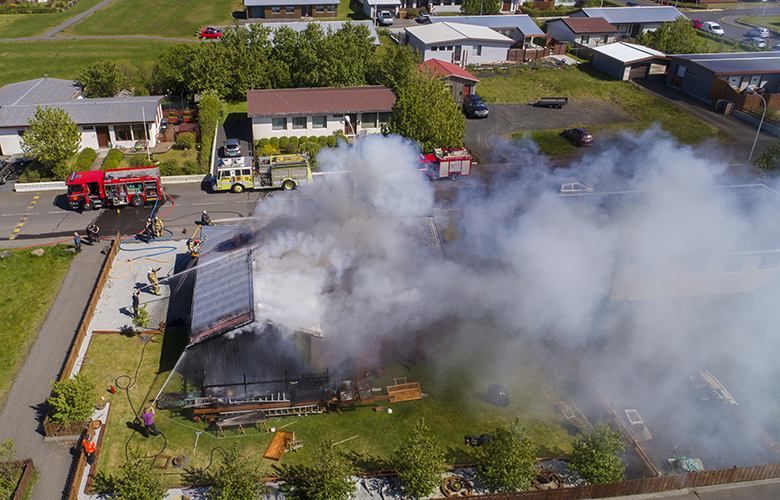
[387,377,423,403]
[263,431,294,461]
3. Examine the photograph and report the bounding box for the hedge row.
[101,148,124,170]
[74,148,96,172]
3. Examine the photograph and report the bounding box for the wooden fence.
[42,417,89,438]
[9,459,35,500]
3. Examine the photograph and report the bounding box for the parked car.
[701,22,725,36]
[691,19,704,30]
[416,12,430,23]
[200,27,222,39]
[561,128,594,147]
[626,1,638,5]
[377,10,394,26]
[462,94,489,118]
[559,178,594,194]
[770,44,780,51]
[224,138,241,157]
[743,37,768,48]
[745,27,770,38]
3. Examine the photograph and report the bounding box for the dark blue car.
[463,94,489,119]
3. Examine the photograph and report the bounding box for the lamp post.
[744,87,767,179]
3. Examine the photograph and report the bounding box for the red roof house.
[419,59,480,103]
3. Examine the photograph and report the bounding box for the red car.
[691,19,704,30]
[562,128,594,147]
[200,27,222,39]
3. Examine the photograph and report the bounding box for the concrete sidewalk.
[0,241,107,500]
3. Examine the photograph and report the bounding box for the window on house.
[312,115,327,128]
[475,45,482,56]
[326,5,335,11]
[727,75,742,87]
[114,125,132,141]
[431,46,438,51]
[378,112,391,126]
[750,74,762,87]
[293,116,307,129]
[272,6,280,13]
[132,124,146,141]
[272,117,287,130]
[315,5,324,12]
[286,6,295,13]
[581,35,590,44]
[447,46,453,51]
[362,113,377,128]
[17,129,24,137]
[82,126,94,131]
[602,35,609,44]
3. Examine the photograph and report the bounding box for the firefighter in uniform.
[147,267,161,296]
[153,217,164,238]
[186,238,201,257]
[201,210,212,225]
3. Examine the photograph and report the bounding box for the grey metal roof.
[429,14,544,37]
[255,20,380,45]
[671,52,780,75]
[580,6,683,24]
[189,225,255,345]
[245,0,339,6]
[0,96,163,128]
[0,78,81,108]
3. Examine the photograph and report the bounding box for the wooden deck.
[387,377,423,403]
[263,431,294,461]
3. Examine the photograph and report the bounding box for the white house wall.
[0,129,24,156]
[410,37,510,64]
[252,113,390,140]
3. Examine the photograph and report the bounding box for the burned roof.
[405,216,445,263]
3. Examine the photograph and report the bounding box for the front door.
[302,5,310,16]
[96,126,109,147]
[345,114,358,135]
[454,45,462,62]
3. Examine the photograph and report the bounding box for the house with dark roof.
[0,77,164,156]
[592,42,668,81]
[420,59,479,103]
[428,15,545,47]
[247,85,396,138]
[244,0,339,19]
[405,22,515,64]
[570,6,684,39]
[666,52,780,103]
[545,17,618,47]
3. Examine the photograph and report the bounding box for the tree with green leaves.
[478,418,538,492]
[387,70,466,153]
[569,422,627,485]
[78,60,127,97]
[635,16,708,55]
[754,136,780,174]
[207,447,260,500]
[393,418,447,499]
[293,440,354,500]
[197,91,222,167]
[20,106,81,180]
[47,373,96,423]
[219,24,273,101]
[323,22,376,87]
[113,457,166,500]
[0,440,21,498]
[370,42,421,91]
[461,0,501,16]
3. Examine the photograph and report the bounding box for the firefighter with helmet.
[201,210,212,225]
[147,267,161,296]
[153,217,164,238]
[186,238,202,257]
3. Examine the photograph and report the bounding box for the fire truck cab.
[420,148,473,181]
[66,166,163,211]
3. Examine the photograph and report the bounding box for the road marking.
[2,213,39,216]
[192,202,228,206]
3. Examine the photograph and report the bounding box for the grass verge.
[0,0,103,39]
[60,0,243,38]
[476,65,727,147]
[0,245,76,409]
[0,38,180,88]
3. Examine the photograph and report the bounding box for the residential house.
[405,22,515,65]
[570,6,684,39]
[545,17,618,47]
[666,52,780,103]
[428,14,545,47]
[362,0,400,19]
[420,58,479,103]
[247,85,396,139]
[255,20,381,45]
[244,0,339,20]
[0,78,163,156]
[592,42,668,81]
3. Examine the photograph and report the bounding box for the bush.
[127,154,149,167]
[288,136,298,148]
[284,142,297,154]
[48,373,96,423]
[279,136,289,147]
[102,148,124,169]
[326,136,336,147]
[259,138,270,147]
[269,137,279,149]
[175,132,196,150]
[158,158,182,176]
[260,144,278,156]
[319,140,327,148]
[183,159,200,175]
[74,148,96,172]
[318,135,327,144]
[19,168,41,183]
[407,9,417,18]
[305,142,322,162]
[309,135,319,144]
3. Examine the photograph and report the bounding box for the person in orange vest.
[82,437,97,465]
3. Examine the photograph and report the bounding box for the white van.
[702,22,725,36]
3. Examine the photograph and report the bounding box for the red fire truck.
[66,166,164,211]
[419,148,473,181]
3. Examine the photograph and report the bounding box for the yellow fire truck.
[212,154,313,193]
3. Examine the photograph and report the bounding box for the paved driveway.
[464,101,634,164]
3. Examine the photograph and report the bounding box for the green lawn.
[60,0,243,38]
[339,0,369,21]
[0,245,75,409]
[477,65,728,149]
[0,0,104,39]
[739,15,780,31]
[82,319,573,487]
[0,38,180,88]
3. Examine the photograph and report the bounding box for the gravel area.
[463,100,635,164]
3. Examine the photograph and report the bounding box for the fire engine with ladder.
[65,166,164,211]
[419,148,473,181]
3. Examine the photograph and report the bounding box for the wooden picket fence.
[8,459,35,500]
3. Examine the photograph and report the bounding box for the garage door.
[628,64,648,80]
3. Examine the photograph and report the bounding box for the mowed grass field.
[0,0,104,39]
[61,0,244,38]
[0,38,181,88]
[0,245,75,409]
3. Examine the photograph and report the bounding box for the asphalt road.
[684,5,780,42]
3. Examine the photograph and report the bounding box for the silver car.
[224,138,241,157]
[744,37,767,49]
[745,27,770,38]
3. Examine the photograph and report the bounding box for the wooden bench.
[215,410,269,437]
[387,377,423,403]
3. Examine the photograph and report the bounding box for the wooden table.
[215,410,269,437]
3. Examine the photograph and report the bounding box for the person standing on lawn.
[140,407,161,438]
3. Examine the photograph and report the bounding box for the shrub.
[127,154,149,167]
[305,142,322,162]
[269,137,279,149]
[259,138,270,147]
[75,148,96,172]
[260,144,278,156]
[48,373,96,423]
[284,142,297,154]
[175,132,196,150]
[319,140,327,148]
[309,135,319,144]
[183,159,200,175]
[279,136,289,147]
[158,158,182,176]
[102,148,124,169]
[19,168,41,183]
[288,136,299,148]
[407,9,417,18]
[326,136,336,147]
[318,135,327,144]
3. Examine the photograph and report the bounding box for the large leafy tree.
[461,0,501,15]
[393,418,447,499]
[370,43,421,91]
[636,16,708,55]
[20,106,82,181]
[387,70,466,153]
[569,422,627,485]
[219,24,273,101]
[324,22,376,87]
[207,447,260,500]
[478,419,538,492]
[78,59,127,97]
[113,457,166,500]
[47,373,96,422]
[754,136,780,174]
[293,440,354,500]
